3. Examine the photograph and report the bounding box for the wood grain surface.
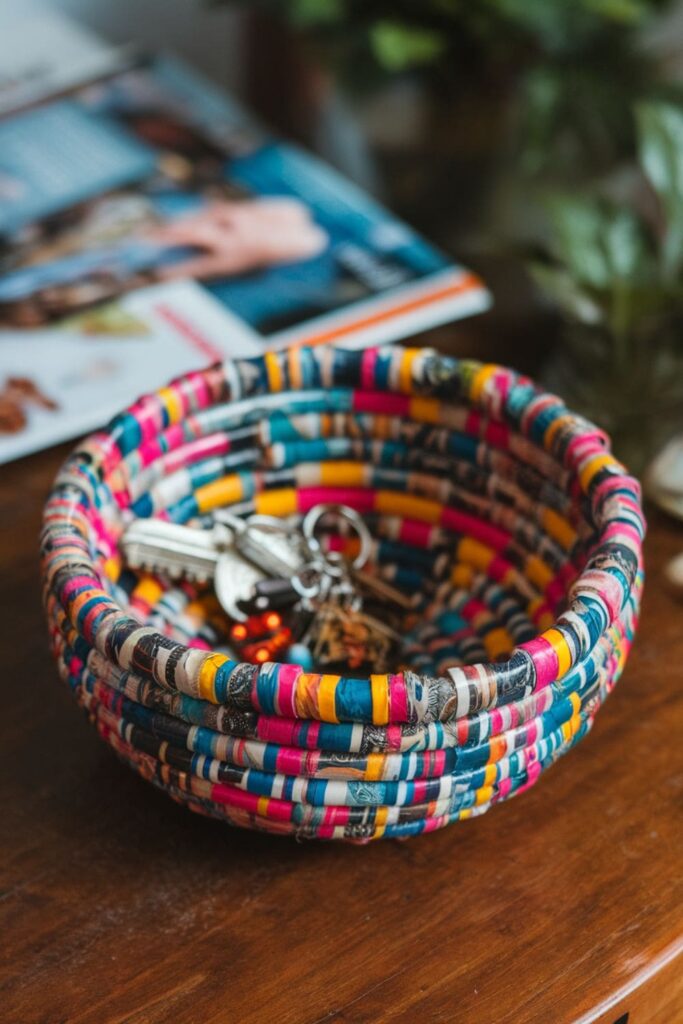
[1,444,681,1024]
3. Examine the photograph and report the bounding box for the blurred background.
[4,0,683,491]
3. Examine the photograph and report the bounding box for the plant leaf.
[290,0,344,25]
[544,196,612,287]
[636,101,683,276]
[370,22,446,72]
[544,193,652,287]
[601,207,651,280]
[529,262,605,322]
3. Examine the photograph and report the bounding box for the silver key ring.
[301,503,372,572]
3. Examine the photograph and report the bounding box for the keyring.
[301,503,373,573]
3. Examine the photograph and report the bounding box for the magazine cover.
[0,51,489,464]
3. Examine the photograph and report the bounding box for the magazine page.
[0,279,265,465]
[0,2,131,117]
[0,54,489,463]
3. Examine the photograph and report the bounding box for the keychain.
[296,504,405,674]
[121,502,409,671]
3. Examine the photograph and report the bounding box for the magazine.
[0,1,131,117]
[0,49,489,464]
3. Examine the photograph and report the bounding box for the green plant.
[531,100,683,467]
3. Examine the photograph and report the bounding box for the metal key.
[122,518,233,584]
[121,517,309,621]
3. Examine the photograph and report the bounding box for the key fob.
[214,550,267,622]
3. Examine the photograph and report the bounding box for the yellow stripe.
[543,413,572,449]
[198,653,230,702]
[451,563,474,589]
[287,347,302,391]
[294,672,316,719]
[458,536,494,573]
[375,491,441,524]
[579,452,616,492]
[538,611,555,631]
[257,796,270,817]
[543,507,577,550]
[366,753,384,782]
[320,461,366,487]
[158,386,183,424]
[373,804,388,839]
[264,351,283,392]
[475,785,493,806]
[484,627,513,660]
[318,674,340,723]
[374,415,390,440]
[470,364,497,401]
[525,555,553,591]
[540,627,573,677]
[502,567,518,590]
[134,577,164,605]
[196,474,244,513]
[484,763,497,787]
[409,396,441,424]
[398,348,419,394]
[103,557,121,582]
[255,488,298,517]
[370,674,390,726]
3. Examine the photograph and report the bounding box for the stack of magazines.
[0,8,489,464]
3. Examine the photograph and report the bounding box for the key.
[121,518,232,584]
[121,517,310,621]
[214,510,307,578]
[350,567,415,611]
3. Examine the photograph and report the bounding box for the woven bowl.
[42,345,645,841]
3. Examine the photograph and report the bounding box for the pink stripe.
[545,577,566,611]
[361,347,379,390]
[399,519,433,547]
[465,410,482,435]
[498,777,513,799]
[137,439,163,468]
[519,636,558,688]
[424,816,443,833]
[603,522,641,547]
[277,663,301,717]
[488,554,511,582]
[441,508,510,550]
[388,673,409,723]
[257,716,297,745]
[386,725,403,751]
[489,708,504,735]
[433,749,447,778]
[61,574,99,600]
[166,433,231,474]
[461,598,488,620]
[352,391,409,417]
[297,487,376,514]
[485,421,510,450]
[276,748,304,776]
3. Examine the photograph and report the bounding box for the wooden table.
[2,443,682,1024]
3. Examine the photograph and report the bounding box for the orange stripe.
[290,273,483,349]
